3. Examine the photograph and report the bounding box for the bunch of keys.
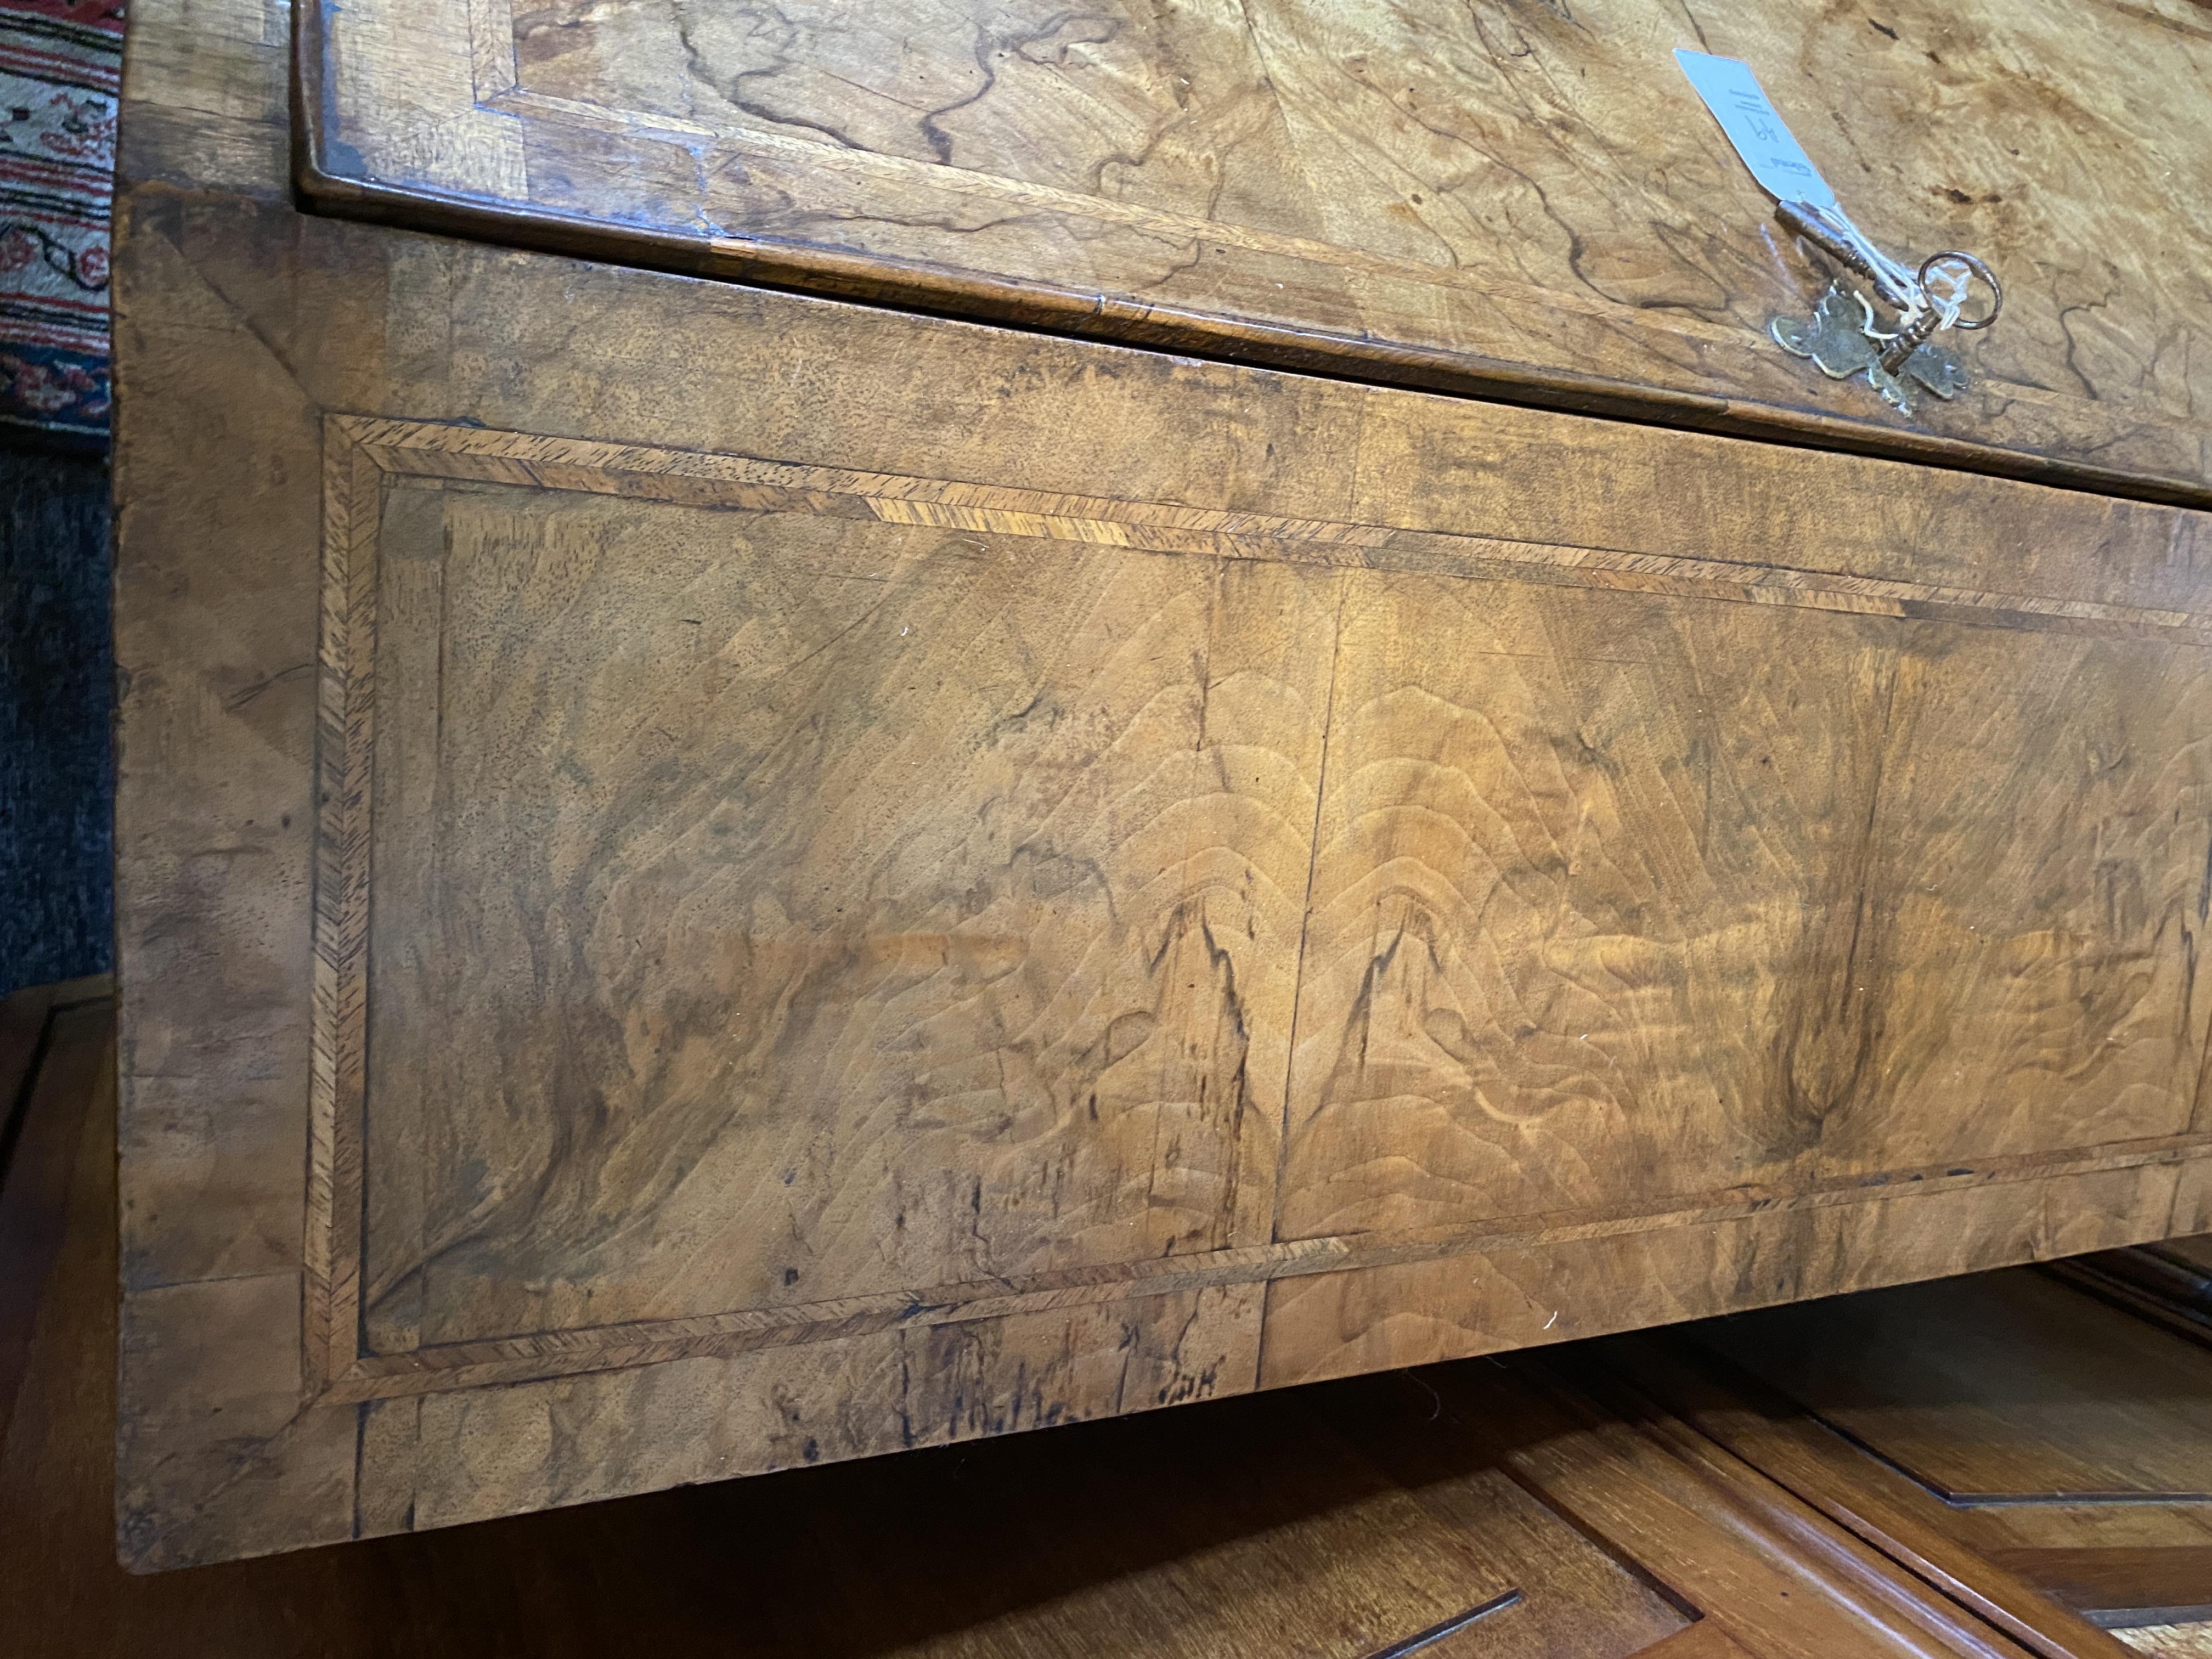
[1768,198,2003,416]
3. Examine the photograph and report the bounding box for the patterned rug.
[1,0,122,448]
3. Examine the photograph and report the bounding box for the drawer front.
[114,189,2212,1567]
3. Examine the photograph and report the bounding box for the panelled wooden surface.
[1630,1268,2212,1642]
[0,977,112,1452]
[2056,1235,2212,1345]
[5,994,2059,1656]
[292,0,2212,499]
[1705,1274,2212,1501]
[118,0,2212,1567]
[2106,1629,2212,1659]
[2171,1239,2212,1278]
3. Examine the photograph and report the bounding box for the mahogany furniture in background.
[112,0,2212,1567]
[2057,1235,2212,1345]
[1644,1271,2212,1647]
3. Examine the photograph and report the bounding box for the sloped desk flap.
[294,0,2212,500]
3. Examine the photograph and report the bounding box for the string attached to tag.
[1674,49,2002,415]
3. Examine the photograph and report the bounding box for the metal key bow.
[1768,199,2003,416]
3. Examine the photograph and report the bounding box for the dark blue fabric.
[1,440,110,994]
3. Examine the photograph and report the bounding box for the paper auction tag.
[1674,49,1838,211]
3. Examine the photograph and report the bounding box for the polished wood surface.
[0,977,112,1452]
[117,0,2212,1568]
[1633,1271,2212,1642]
[1703,1274,2212,1501]
[2171,1239,2212,1278]
[294,0,2212,499]
[5,992,2053,1654]
[2054,1235,2212,1344]
[2113,1627,2212,1659]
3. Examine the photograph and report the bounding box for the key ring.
[1918,251,2002,331]
[1873,251,2002,376]
[1769,203,2002,413]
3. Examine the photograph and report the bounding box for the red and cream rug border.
[1,0,123,446]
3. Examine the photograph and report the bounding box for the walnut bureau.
[113,0,2212,1567]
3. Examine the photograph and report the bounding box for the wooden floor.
[4,980,2210,1657]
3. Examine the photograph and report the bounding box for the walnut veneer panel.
[296,0,2212,498]
[116,0,2212,1568]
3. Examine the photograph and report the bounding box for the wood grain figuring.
[16,993,2064,1655]
[2114,1629,2212,1659]
[296,0,2212,499]
[116,0,2212,1566]
[343,416,1332,1372]
[292,410,2212,1407]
